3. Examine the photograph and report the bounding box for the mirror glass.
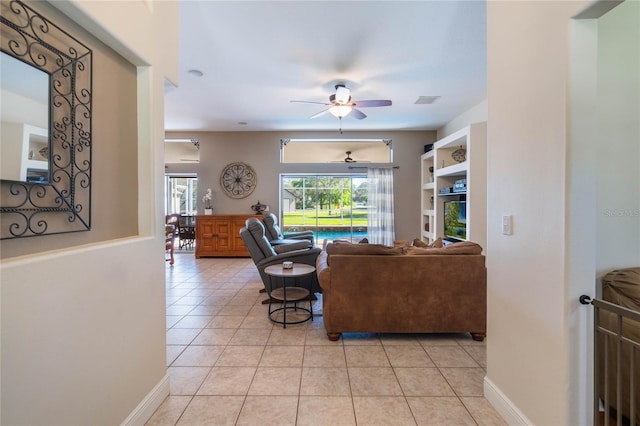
[0,52,50,182]
[1,0,92,239]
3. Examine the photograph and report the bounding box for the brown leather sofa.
[316,241,487,341]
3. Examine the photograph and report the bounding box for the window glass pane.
[280,174,368,247]
[165,175,198,215]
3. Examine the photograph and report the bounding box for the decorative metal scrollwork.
[220,162,257,199]
[0,0,92,238]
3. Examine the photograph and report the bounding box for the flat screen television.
[444,200,467,241]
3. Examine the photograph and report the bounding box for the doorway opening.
[164,174,198,250]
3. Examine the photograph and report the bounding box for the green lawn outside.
[283,208,368,226]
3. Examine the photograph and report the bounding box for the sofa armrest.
[284,231,315,246]
[316,251,331,290]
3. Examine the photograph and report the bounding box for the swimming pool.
[282,226,368,245]
[315,230,368,244]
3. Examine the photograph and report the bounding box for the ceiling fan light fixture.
[329,105,352,118]
[335,85,351,104]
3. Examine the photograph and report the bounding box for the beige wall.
[0,0,178,424]
[165,130,435,241]
[0,6,140,259]
[486,0,639,425]
[486,2,585,423]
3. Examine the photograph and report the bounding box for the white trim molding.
[121,374,170,426]
[484,376,533,426]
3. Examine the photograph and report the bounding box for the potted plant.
[203,188,213,215]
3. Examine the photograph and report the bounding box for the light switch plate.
[502,215,513,235]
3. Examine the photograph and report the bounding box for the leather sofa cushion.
[325,242,405,265]
[602,267,640,309]
[406,241,483,255]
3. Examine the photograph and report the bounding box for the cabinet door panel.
[195,215,258,257]
[231,220,247,251]
[197,221,216,252]
[213,221,231,251]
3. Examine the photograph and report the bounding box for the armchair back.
[240,218,322,294]
[262,212,315,246]
[240,218,277,263]
[262,213,284,240]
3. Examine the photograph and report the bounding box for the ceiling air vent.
[414,96,440,105]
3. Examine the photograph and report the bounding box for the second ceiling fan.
[291,84,392,121]
[334,151,370,163]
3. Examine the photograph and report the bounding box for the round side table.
[263,263,315,328]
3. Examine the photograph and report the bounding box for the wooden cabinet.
[195,214,259,258]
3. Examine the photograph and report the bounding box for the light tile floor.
[148,254,506,425]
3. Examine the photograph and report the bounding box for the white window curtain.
[367,167,395,245]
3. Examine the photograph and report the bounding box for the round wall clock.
[220,162,257,199]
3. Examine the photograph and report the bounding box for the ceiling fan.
[332,151,370,163]
[291,84,392,121]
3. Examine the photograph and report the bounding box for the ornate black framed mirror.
[0,0,92,239]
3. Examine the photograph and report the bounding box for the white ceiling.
[164,1,486,133]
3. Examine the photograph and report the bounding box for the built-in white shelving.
[420,122,487,252]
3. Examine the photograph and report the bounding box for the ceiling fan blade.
[290,100,332,106]
[350,108,367,120]
[352,99,392,108]
[309,109,330,119]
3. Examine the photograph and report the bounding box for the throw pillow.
[412,238,428,248]
[412,237,443,248]
[406,241,483,256]
[323,238,351,250]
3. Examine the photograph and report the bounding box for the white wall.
[595,0,640,274]
[486,1,639,425]
[0,0,178,424]
[0,90,48,128]
[436,100,487,140]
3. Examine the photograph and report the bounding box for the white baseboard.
[484,376,533,426]
[121,374,170,426]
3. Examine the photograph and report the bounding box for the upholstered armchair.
[262,212,315,247]
[240,218,322,295]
